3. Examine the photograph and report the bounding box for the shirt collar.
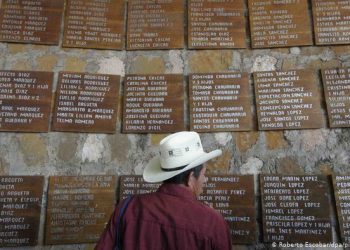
[157,183,197,202]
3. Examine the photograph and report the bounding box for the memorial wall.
[1,0,350,249]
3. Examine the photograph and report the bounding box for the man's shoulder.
[196,200,224,218]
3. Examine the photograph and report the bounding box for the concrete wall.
[1,2,350,250]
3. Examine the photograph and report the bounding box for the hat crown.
[159,132,204,170]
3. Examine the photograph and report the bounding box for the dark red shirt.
[95,183,232,250]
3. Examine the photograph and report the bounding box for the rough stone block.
[0,158,9,175]
[251,55,277,72]
[290,47,301,55]
[151,134,168,145]
[189,50,232,73]
[272,48,289,54]
[37,55,58,71]
[19,134,47,166]
[168,50,184,73]
[235,132,259,153]
[301,130,328,152]
[265,131,288,150]
[276,157,304,174]
[300,46,324,56]
[13,60,32,70]
[130,55,166,74]
[207,149,231,173]
[318,163,333,175]
[240,157,263,175]
[282,57,297,70]
[57,134,79,162]
[307,58,341,69]
[31,44,50,52]
[98,57,125,76]
[109,134,131,163]
[64,57,87,71]
[8,44,28,54]
[81,134,108,163]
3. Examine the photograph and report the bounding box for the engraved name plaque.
[261,175,332,243]
[0,70,53,132]
[312,0,350,45]
[322,68,350,128]
[45,175,116,244]
[0,0,64,44]
[119,175,159,201]
[248,0,313,48]
[188,0,246,49]
[52,72,120,133]
[0,176,44,247]
[333,175,350,244]
[254,70,324,130]
[120,175,256,244]
[63,0,125,49]
[189,73,253,132]
[122,74,184,133]
[127,0,184,50]
[201,175,256,244]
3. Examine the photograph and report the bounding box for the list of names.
[322,68,350,127]
[333,175,350,244]
[188,0,246,49]
[199,175,256,244]
[119,175,160,200]
[248,0,313,48]
[312,0,350,45]
[120,174,256,244]
[0,176,44,247]
[190,73,253,132]
[261,175,332,243]
[52,72,119,133]
[45,176,116,244]
[127,0,184,50]
[0,0,64,44]
[123,74,184,133]
[63,0,125,49]
[0,70,53,132]
[254,70,324,130]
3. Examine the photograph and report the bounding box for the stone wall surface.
[1,1,350,249]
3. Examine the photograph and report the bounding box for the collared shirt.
[95,183,232,250]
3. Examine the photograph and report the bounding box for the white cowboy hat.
[143,131,222,183]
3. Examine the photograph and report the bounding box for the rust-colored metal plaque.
[322,68,350,128]
[52,72,120,133]
[0,176,44,247]
[248,0,313,48]
[333,175,350,244]
[63,0,125,49]
[122,74,184,133]
[0,0,64,44]
[254,70,324,130]
[189,73,254,132]
[312,0,350,45]
[188,0,246,49]
[189,73,253,132]
[201,175,256,244]
[119,175,256,244]
[260,175,332,243]
[127,0,184,50]
[45,175,116,245]
[0,70,53,132]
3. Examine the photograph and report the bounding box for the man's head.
[164,164,207,197]
[143,131,221,194]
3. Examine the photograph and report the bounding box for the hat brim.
[143,149,222,183]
